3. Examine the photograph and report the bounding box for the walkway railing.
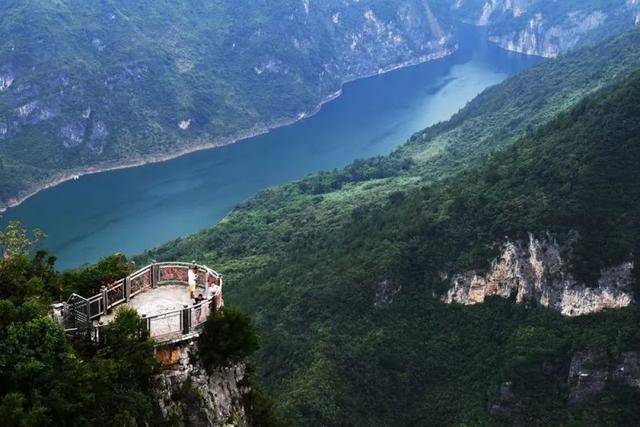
[59,262,224,344]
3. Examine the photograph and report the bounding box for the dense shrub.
[0,233,158,426]
[198,306,260,370]
[61,253,131,297]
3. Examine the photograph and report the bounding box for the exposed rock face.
[443,234,634,316]
[0,67,14,92]
[489,11,607,58]
[373,278,402,308]
[60,122,85,148]
[466,0,537,26]
[568,350,640,404]
[155,341,250,426]
[332,2,454,80]
[450,1,640,58]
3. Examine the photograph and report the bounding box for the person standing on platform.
[188,263,198,299]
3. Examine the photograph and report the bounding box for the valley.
[141,28,640,425]
[3,26,539,269]
[1,2,640,425]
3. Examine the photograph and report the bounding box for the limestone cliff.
[487,11,607,58]
[443,234,634,316]
[155,341,251,426]
[449,0,640,57]
[452,0,539,26]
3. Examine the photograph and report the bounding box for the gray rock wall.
[449,0,640,57]
[155,341,251,426]
[443,234,634,316]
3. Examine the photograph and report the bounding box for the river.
[2,27,540,269]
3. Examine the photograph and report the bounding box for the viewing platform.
[54,262,224,345]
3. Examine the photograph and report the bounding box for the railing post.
[151,261,158,289]
[182,305,191,334]
[217,275,224,310]
[96,321,103,343]
[125,277,131,302]
[141,314,149,335]
[101,286,108,314]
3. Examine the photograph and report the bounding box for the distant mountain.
[1,0,638,210]
[142,29,640,424]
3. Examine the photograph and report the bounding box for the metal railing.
[62,262,224,344]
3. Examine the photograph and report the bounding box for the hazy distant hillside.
[0,0,452,209]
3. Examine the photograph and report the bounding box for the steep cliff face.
[452,0,540,26]
[488,10,607,57]
[490,350,640,420]
[325,1,453,81]
[155,341,251,426]
[443,234,634,316]
[448,0,640,57]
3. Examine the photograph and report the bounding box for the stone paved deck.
[102,284,194,322]
[100,285,213,341]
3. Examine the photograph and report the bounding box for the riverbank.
[1,47,456,214]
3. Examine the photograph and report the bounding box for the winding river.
[3,27,540,269]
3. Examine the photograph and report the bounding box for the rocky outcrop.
[373,278,402,308]
[568,350,640,404]
[0,67,14,92]
[471,0,538,26]
[443,234,634,316]
[488,11,607,58]
[450,1,640,58]
[332,1,454,80]
[490,350,640,419]
[155,340,251,426]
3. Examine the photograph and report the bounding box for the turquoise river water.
[3,28,540,268]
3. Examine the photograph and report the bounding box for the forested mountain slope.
[142,29,640,424]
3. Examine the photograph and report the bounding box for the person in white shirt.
[187,264,198,299]
[204,275,216,300]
